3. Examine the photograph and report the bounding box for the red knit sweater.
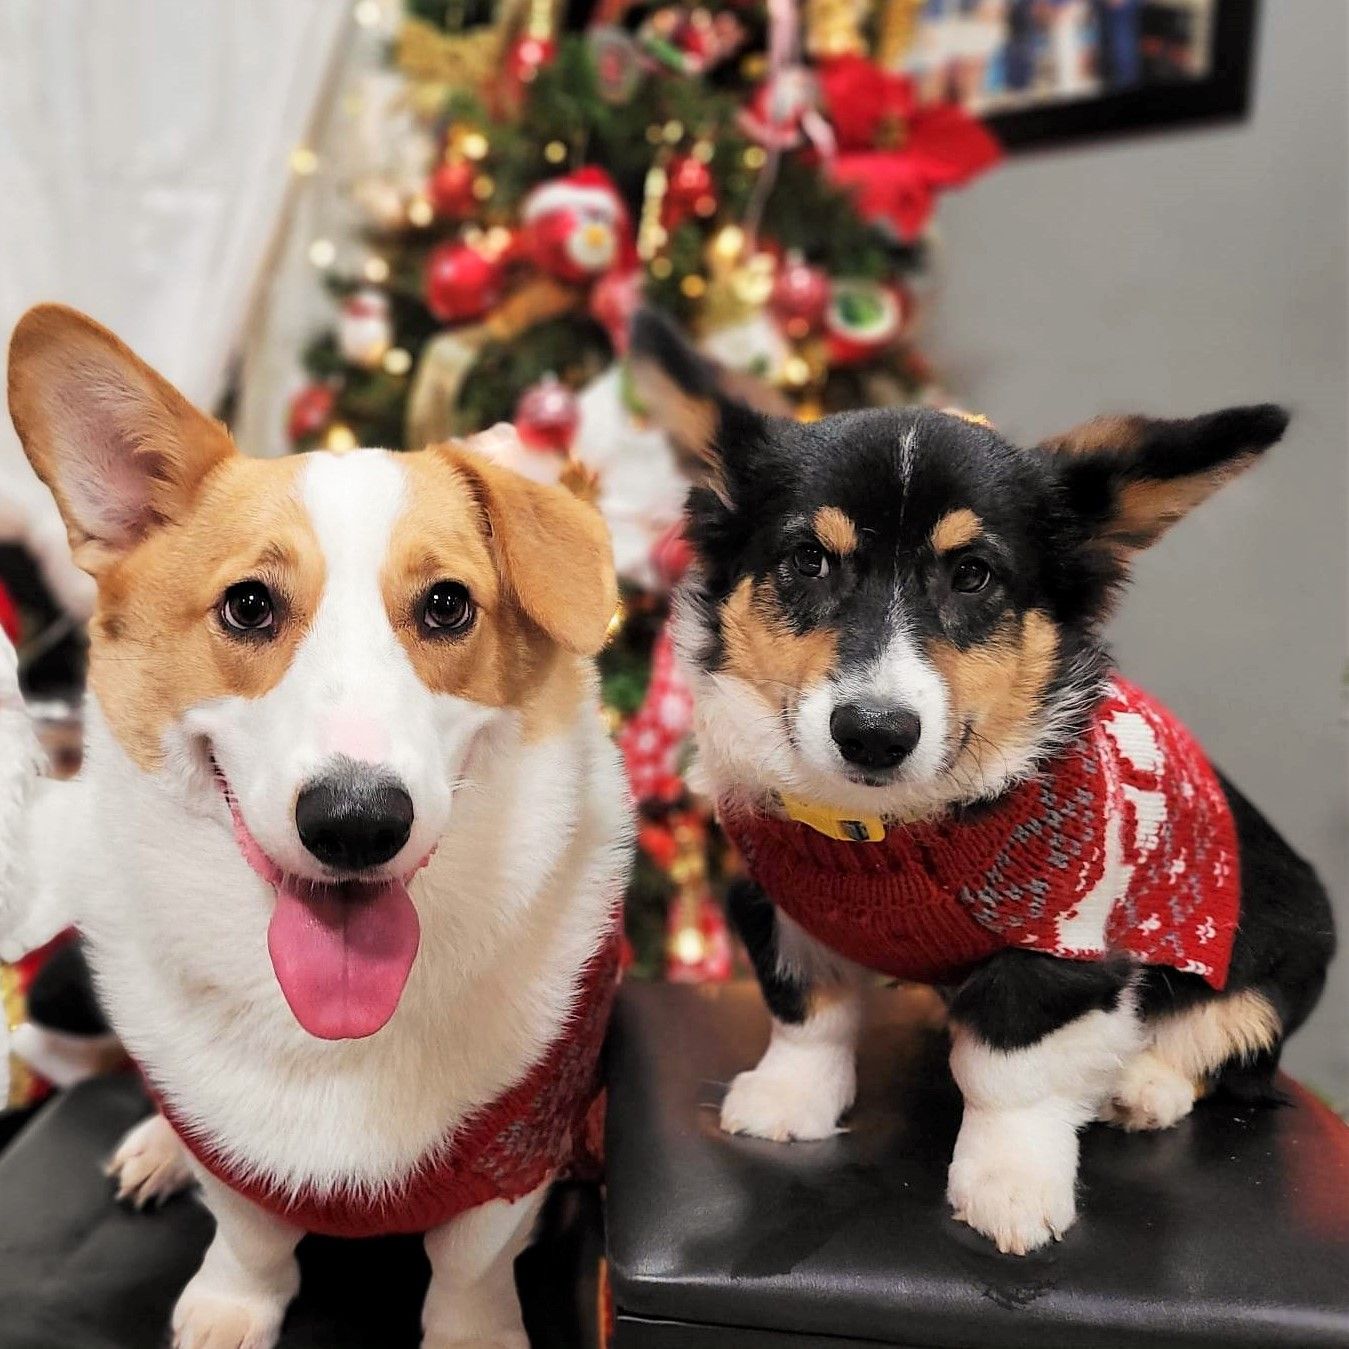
[722,678,1239,990]
[155,926,620,1238]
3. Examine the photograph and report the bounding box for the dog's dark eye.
[951,556,991,594]
[221,581,275,634]
[422,581,474,635]
[792,542,829,579]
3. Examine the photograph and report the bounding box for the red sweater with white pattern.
[154,926,620,1239]
[721,678,1239,990]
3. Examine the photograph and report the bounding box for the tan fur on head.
[930,508,982,555]
[720,577,837,709]
[441,444,617,658]
[927,610,1060,777]
[813,507,858,557]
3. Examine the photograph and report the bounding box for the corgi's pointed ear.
[7,304,236,575]
[1042,404,1289,560]
[627,307,780,505]
[449,440,617,657]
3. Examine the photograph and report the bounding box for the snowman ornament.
[522,167,634,285]
[338,288,393,369]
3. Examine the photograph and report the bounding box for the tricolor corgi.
[1,305,632,1347]
[630,309,1333,1256]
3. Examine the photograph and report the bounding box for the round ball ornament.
[663,154,716,228]
[505,33,556,88]
[770,252,830,337]
[286,383,336,445]
[514,374,580,453]
[587,26,642,104]
[427,159,477,219]
[338,288,393,369]
[424,242,502,323]
[825,278,908,366]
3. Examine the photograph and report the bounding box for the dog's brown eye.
[221,581,275,634]
[422,581,474,635]
[951,556,991,594]
[792,542,829,578]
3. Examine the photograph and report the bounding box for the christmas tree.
[286,0,1000,979]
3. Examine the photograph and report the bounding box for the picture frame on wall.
[905,0,1261,151]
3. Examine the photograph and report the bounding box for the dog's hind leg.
[173,1170,302,1349]
[422,1179,550,1349]
[107,1111,196,1208]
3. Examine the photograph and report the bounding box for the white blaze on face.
[791,618,950,806]
[182,450,497,883]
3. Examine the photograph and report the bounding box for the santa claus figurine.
[521,167,635,285]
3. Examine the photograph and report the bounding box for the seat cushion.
[0,1073,602,1349]
[605,981,1349,1348]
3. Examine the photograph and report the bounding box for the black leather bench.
[0,1075,603,1349]
[604,981,1349,1348]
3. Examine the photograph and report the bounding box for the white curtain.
[0,0,350,615]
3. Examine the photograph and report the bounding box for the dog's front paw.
[107,1112,194,1208]
[1102,1052,1195,1132]
[172,1281,286,1349]
[719,1064,851,1142]
[947,1114,1078,1255]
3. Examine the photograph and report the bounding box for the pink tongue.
[267,879,420,1040]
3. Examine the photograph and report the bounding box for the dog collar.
[779,795,886,843]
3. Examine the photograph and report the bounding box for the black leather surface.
[0,1074,602,1349]
[605,981,1349,1348]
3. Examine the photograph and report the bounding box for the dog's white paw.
[172,1282,286,1349]
[947,1114,1078,1255]
[1103,1053,1196,1132]
[719,1065,850,1142]
[106,1112,195,1209]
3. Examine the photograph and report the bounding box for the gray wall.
[928,6,1349,1092]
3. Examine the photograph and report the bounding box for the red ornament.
[427,159,476,219]
[505,33,556,88]
[514,374,580,453]
[666,893,734,984]
[522,167,635,284]
[424,242,502,322]
[825,278,909,366]
[770,252,830,338]
[589,267,642,352]
[662,154,716,228]
[287,383,336,444]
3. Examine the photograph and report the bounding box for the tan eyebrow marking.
[813,506,858,556]
[930,508,982,554]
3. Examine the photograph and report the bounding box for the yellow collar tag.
[781,796,886,843]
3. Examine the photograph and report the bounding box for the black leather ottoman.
[605,981,1349,1348]
[0,1074,603,1349]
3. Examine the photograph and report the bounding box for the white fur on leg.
[947,991,1143,1254]
[720,990,861,1142]
[421,1180,550,1349]
[1102,1049,1196,1131]
[172,1171,302,1349]
[107,1111,195,1209]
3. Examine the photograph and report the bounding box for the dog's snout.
[830,701,922,771]
[295,770,413,872]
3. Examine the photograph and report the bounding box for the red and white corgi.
[0,305,632,1348]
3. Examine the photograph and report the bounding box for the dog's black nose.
[830,702,922,771]
[296,771,414,872]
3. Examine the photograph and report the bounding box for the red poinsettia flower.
[816,54,1001,241]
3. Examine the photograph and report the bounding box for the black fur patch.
[726,878,809,1026]
[948,950,1134,1051]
